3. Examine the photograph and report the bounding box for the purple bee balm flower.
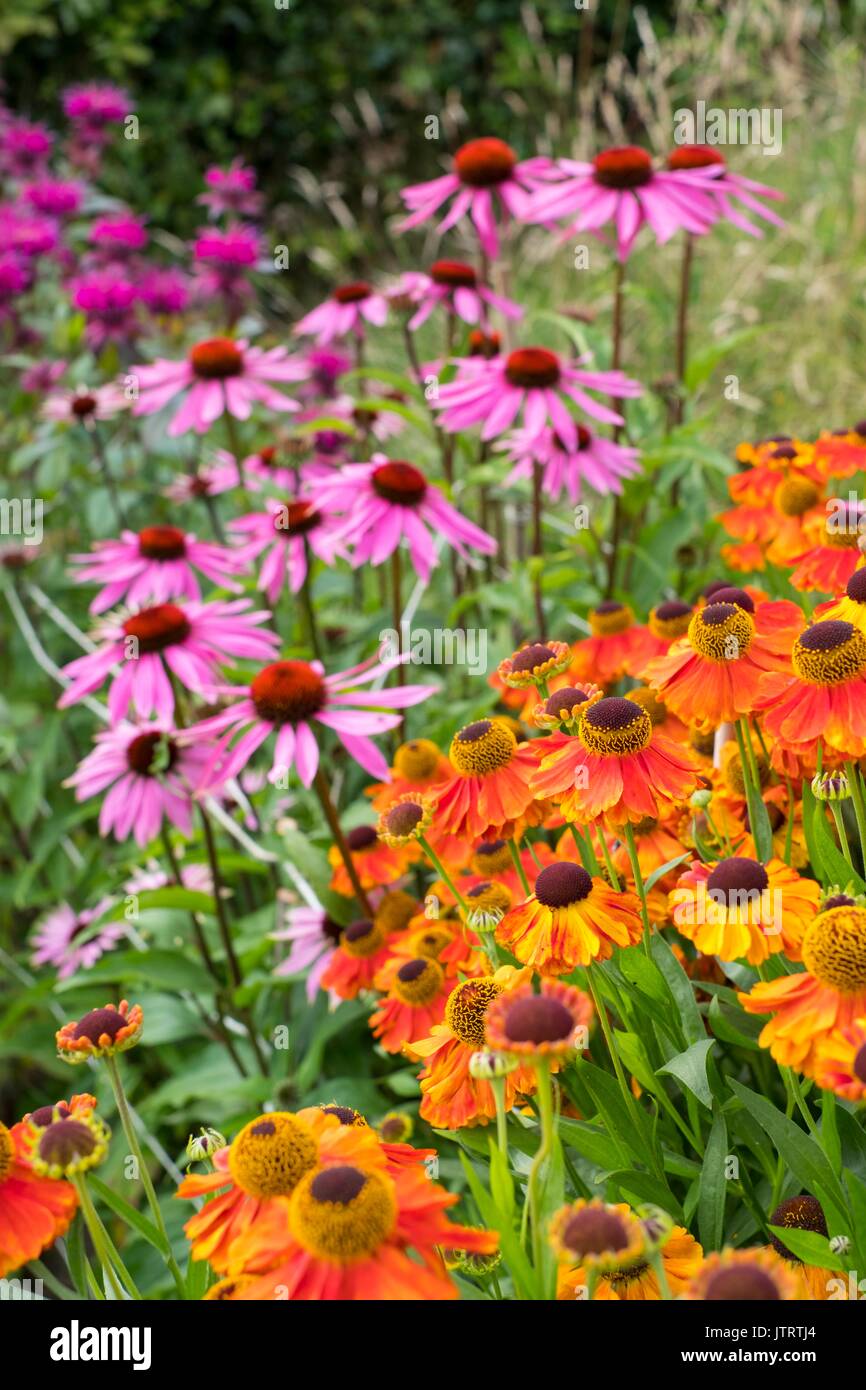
[23,178,84,218]
[88,210,148,258]
[198,159,263,220]
[71,269,141,348]
[136,266,190,316]
[63,84,132,129]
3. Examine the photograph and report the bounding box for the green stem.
[527,1061,555,1277]
[507,838,531,897]
[570,823,601,875]
[845,762,866,869]
[830,801,855,868]
[595,823,621,890]
[72,1175,127,1301]
[586,966,645,1161]
[622,821,651,955]
[650,1248,674,1300]
[491,1076,508,1159]
[418,834,469,912]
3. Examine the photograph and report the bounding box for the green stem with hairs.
[508,838,531,897]
[622,821,652,955]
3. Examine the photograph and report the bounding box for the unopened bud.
[811,771,850,802]
[468,1049,518,1080]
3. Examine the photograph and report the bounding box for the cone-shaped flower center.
[449,718,516,774]
[580,697,652,756]
[290,1165,396,1259]
[768,1195,827,1262]
[792,620,866,685]
[561,1206,631,1257]
[320,1105,363,1126]
[709,586,755,613]
[189,337,244,379]
[707,857,769,909]
[511,642,556,673]
[138,525,187,560]
[371,460,427,506]
[593,145,653,189]
[394,955,444,1006]
[688,602,754,662]
[855,1042,866,1084]
[589,600,633,636]
[38,1119,98,1171]
[544,686,592,718]
[454,137,516,187]
[445,977,502,1046]
[73,1006,127,1043]
[465,881,512,918]
[381,800,424,840]
[535,861,593,907]
[430,259,477,288]
[341,917,388,958]
[667,145,726,170]
[502,994,575,1045]
[250,660,326,724]
[650,600,693,639]
[703,1265,780,1300]
[272,500,320,537]
[228,1112,318,1198]
[802,905,866,992]
[846,568,866,604]
[776,476,820,517]
[126,730,176,776]
[346,825,377,852]
[504,347,561,389]
[332,281,372,304]
[393,738,440,780]
[71,393,98,418]
[123,603,191,653]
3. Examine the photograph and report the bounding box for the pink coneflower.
[131,337,306,437]
[136,266,190,316]
[434,345,642,441]
[57,598,279,723]
[124,861,214,897]
[183,653,437,788]
[402,260,522,332]
[233,444,304,493]
[42,381,126,429]
[0,119,53,177]
[23,179,84,218]
[88,210,148,259]
[294,281,388,345]
[496,423,641,502]
[270,905,342,998]
[198,160,263,220]
[31,900,124,980]
[665,146,785,237]
[163,458,239,503]
[71,269,140,348]
[314,456,497,581]
[21,358,66,393]
[398,136,555,259]
[229,498,344,599]
[63,84,131,132]
[64,722,210,846]
[526,145,720,261]
[70,526,244,614]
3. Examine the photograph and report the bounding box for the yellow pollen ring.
[341,918,390,958]
[580,707,652,757]
[688,606,754,662]
[289,1166,397,1261]
[445,977,502,1046]
[0,1122,13,1182]
[802,906,866,992]
[791,629,866,686]
[393,956,445,1006]
[228,1112,318,1198]
[393,738,441,780]
[589,604,634,636]
[649,609,692,640]
[449,720,516,775]
[775,476,820,517]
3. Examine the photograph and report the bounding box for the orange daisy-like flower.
[328,823,419,895]
[683,1247,798,1300]
[550,1199,646,1277]
[767,1194,835,1299]
[433,718,539,841]
[815,565,866,635]
[231,1159,497,1301]
[496,861,643,974]
[0,1117,79,1276]
[739,903,866,1075]
[756,619,866,758]
[557,1208,703,1301]
[642,598,804,730]
[531,695,699,826]
[813,1015,866,1101]
[365,738,453,813]
[56,1000,143,1063]
[571,602,658,683]
[530,681,602,731]
[669,854,819,966]
[319,911,401,1000]
[497,640,572,689]
[485,978,593,1058]
[407,969,537,1128]
[788,501,866,594]
[375,793,435,848]
[368,955,450,1053]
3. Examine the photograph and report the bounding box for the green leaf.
[644,853,690,892]
[811,795,866,893]
[56,949,214,996]
[651,935,705,1045]
[458,1152,537,1300]
[768,1226,845,1272]
[728,1079,847,1225]
[608,1170,683,1220]
[658,1038,715,1109]
[88,1175,170,1257]
[698,1112,728,1251]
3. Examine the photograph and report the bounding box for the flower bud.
[186,1127,227,1165]
[690,788,712,809]
[468,1049,518,1080]
[811,771,850,802]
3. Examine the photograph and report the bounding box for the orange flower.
[557,1214,703,1301]
[497,640,573,689]
[756,619,866,758]
[328,824,418,895]
[788,502,866,593]
[815,566,866,635]
[0,1117,79,1276]
[531,695,699,825]
[496,861,643,974]
[56,1000,143,1062]
[814,1015,866,1101]
[319,912,401,999]
[739,904,866,1075]
[433,718,538,840]
[643,598,804,730]
[365,738,452,812]
[368,955,451,1052]
[231,1159,497,1300]
[571,602,658,683]
[683,1247,798,1300]
[669,854,819,965]
[485,978,593,1058]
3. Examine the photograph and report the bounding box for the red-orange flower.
[0,1118,78,1276]
[433,718,538,840]
[496,861,643,973]
[756,619,866,758]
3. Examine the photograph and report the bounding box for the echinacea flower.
[435,346,642,440]
[496,861,643,973]
[642,599,805,730]
[526,145,720,261]
[131,337,306,436]
[31,900,125,980]
[497,423,641,503]
[183,653,436,789]
[404,259,522,331]
[56,1001,143,1063]
[228,498,344,599]
[0,1118,78,1277]
[163,457,239,503]
[669,854,819,965]
[665,145,785,237]
[270,905,343,998]
[64,722,210,846]
[57,598,279,724]
[294,282,388,345]
[485,978,593,1057]
[531,696,699,826]
[814,1016,866,1101]
[433,718,539,841]
[756,620,866,758]
[313,456,496,581]
[739,904,866,1076]
[398,137,555,259]
[70,525,243,613]
[42,381,127,430]
[682,1247,798,1301]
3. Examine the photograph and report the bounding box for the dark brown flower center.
[709,586,754,613]
[38,1119,98,1167]
[73,1007,126,1043]
[430,259,477,288]
[310,1164,366,1204]
[189,337,244,379]
[383,801,424,838]
[249,660,326,724]
[138,525,187,560]
[535,861,592,908]
[511,643,556,672]
[655,600,692,622]
[854,1042,866,1085]
[800,619,855,652]
[273,501,321,537]
[667,145,726,170]
[593,146,653,189]
[371,460,427,506]
[504,347,561,389]
[346,824,378,851]
[454,137,517,187]
[321,1105,360,1125]
[707,857,769,900]
[846,568,866,603]
[468,330,501,358]
[503,995,575,1044]
[123,603,191,653]
[126,731,176,776]
[703,1266,780,1301]
[545,686,590,716]
[562,1207,630,1257]
[333,282,372,304]
[71,393,97,418]
[768,1195,827,1262]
